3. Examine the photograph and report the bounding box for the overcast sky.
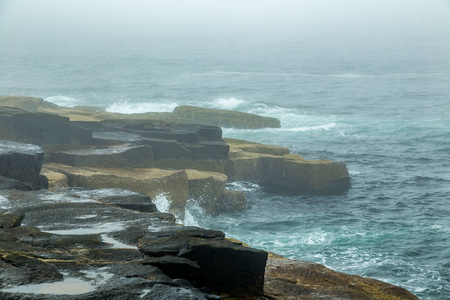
[1,0,450,45]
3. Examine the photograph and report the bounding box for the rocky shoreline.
[0,96,418,299]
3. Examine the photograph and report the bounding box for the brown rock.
[264,258,419,300]
[44,163,189,219]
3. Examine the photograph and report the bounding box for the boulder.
[139,227,268,297]
[265,257,419,300]
[173,105,281,129]
[0,140,44,186]
[43,163,189,219]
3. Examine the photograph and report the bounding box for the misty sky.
[1,0,450,46]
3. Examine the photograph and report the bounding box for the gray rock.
[0,140,44,186]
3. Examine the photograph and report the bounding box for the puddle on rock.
[2,278,93,295]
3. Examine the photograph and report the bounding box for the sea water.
[1,36,449,299]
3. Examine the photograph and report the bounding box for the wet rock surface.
[0,188,266,299]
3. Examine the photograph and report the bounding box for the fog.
[1,0,450,47]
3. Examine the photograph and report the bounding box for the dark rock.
[0,253,63,286]
[96,190,157,216]
[180,239,268,296]
[143,256,201,284]
[44,144,153,169]
[0,106,93,146]
[0,213,23,229]
[139,227,266,296]
[0,176,40,191]
[0,140,44,186]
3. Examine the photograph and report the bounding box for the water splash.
[152,193,170,213]
[45,95,80,107]
[106,100,179,114]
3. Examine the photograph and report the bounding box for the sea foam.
[45,95,80,107]
[106,100,178,114]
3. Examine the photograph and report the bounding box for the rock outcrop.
[0,96,282,130]
[225,138,351,194]
[265,257,419,300]
[0,188,267,299]
[43,163,189,220]
[0,106,93,146]
[174,105,281,129]
[0,115,419,299]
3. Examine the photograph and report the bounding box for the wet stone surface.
[0,187,267,299]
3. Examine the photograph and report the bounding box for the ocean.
[1,36,449,299]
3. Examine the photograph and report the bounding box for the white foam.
[183,207,200,227]
[45,95,79,107]
[39,193,95,204]
[101,234,137,249]
[227,181,260,192]
[106,100,178,114]
[42,222,128,235]
[152,194,170,213]
[284,123,337,132]
[210,97,247,110]
[74,214,98,220]
[0,195,11,210]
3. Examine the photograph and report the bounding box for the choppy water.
[1,36,450,299]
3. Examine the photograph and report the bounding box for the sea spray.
[106,100,179,114]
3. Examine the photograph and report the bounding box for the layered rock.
[0,106,93,146]
[174,105,281,129]
[0,140,45,187]
[43,163,189,219]
[225,138,351,194]
[0,96,282,130]
[0,188,267,299]
[44,144,154,168]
